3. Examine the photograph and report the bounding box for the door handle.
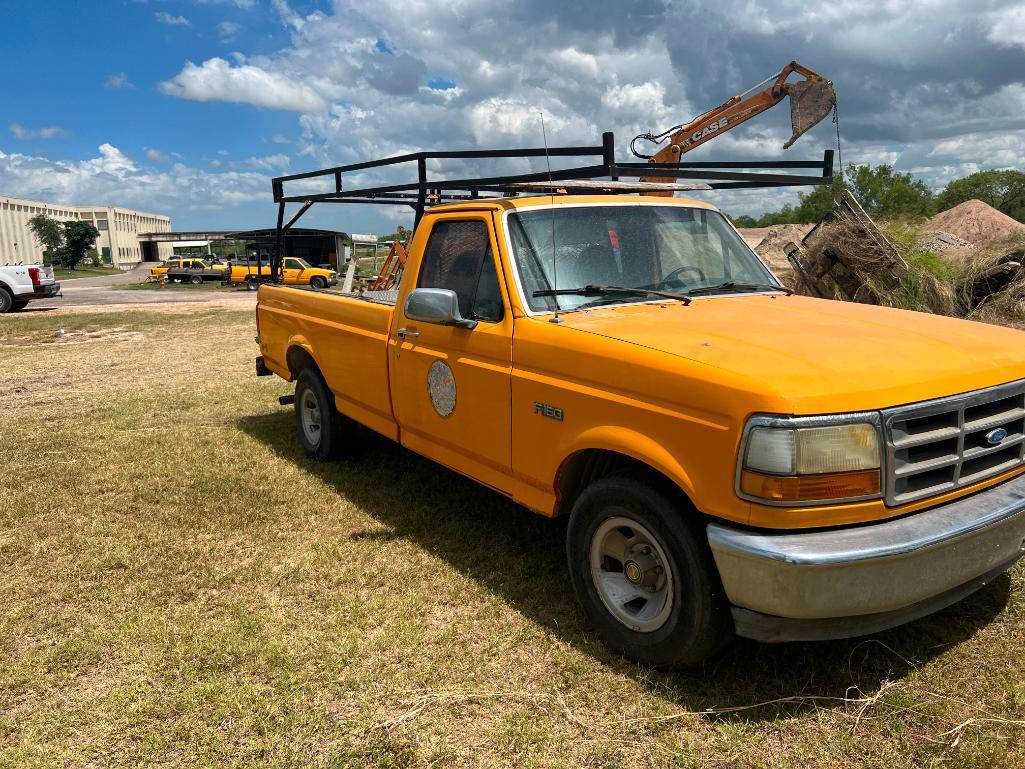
[397,328,420,339]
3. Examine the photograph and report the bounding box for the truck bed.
[257,283,399,438]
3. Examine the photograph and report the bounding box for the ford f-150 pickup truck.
[255,191,1025,668]
[0,263,60,312]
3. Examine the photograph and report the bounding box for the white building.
[0,195,174,269]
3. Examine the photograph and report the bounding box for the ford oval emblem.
[985,427,1009,446]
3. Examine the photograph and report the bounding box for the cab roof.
[426,194,720,215]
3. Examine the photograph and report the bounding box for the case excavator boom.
[633,61,835,188]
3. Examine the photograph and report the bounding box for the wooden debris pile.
[784,190,909,305]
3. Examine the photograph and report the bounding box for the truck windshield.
[507,205,779,312]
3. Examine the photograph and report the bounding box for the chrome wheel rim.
[589,514,674,632]
[300,389,322,446]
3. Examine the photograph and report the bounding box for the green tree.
[936,169,1025,223]
[60,221,100,270]
[731,215,759,228]
[378,225,411,242]
[27,213,64,264]
[790,175,848,223]
[846,164,935,218]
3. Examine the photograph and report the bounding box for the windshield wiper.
[684,281,792,297]
[533,285,691,306]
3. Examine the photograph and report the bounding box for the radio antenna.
[539,111,561,324]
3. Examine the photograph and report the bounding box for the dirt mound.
[928,200,1025,247]
[747,223,814,276]
[736,227,772,249]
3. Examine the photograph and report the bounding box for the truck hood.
[555,294,1025,413]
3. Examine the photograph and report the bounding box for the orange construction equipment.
[370,239,409,290]
[633,61,835,188]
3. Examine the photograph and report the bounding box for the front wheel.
[190,274,203,285]
[566,476,732,668]
[310,275,327,289]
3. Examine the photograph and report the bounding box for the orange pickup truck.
[256,194,1025,666]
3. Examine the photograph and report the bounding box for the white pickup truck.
[0,263,61,312]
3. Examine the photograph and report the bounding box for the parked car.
[0,263,60,312]
[150,258,228,279]
[230,257,337,289]
[255,192,1025,668]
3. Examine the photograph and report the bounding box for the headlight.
[738,416,882,505]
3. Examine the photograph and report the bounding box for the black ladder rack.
[265,131,832,281]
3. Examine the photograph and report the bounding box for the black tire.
[0,288,13,314]
[310,275,327,290]
[190,274,203,285]
[566,476,732,668]
[294,368,357,460]
[246,277,259,292]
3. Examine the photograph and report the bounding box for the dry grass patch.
[1,308,1023,767]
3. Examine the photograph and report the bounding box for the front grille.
[883,380,1025,505]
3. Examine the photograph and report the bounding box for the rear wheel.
[190,274,203,285]
[566,476,732,668]
[246,277,259,292]
[0,289,13,313]
[310,275,327,289]
[294,368,357,460]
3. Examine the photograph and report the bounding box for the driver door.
[282,258,304,284]
[388,213,513,493]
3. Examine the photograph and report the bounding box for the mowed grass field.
[1,307,1024,768]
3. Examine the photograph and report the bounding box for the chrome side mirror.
[404,288,478,329]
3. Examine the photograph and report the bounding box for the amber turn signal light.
[740,469,881,503]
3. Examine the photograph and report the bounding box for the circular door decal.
[427,360,456,417]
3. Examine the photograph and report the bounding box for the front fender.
[557,424,697,501]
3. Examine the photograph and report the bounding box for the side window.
[284,259,301,270]
[418,220,504,323]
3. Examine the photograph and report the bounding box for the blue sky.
[3,1,1025,235]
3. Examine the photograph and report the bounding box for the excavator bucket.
[783,78,836,149]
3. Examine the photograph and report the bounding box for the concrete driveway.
[56,264,154,287]
[23,264,257,311]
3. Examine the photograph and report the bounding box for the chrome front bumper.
[707,473,1025,642]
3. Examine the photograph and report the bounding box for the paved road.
[23,265,257,311]
[30,286,257,309]
[56,264,153,287]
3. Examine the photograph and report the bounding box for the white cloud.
[104,72,134,90]
[0,143,271,212]
[159,58,328,112]
[211,153,291,171]
[195,0,255,7]
[986,5,1025,48]
[550,48,600,80]
[146,148,172,163]
[929,132,1025,168]
[217,21,240,42]
[154,12,191,27]
[10,124,69,140]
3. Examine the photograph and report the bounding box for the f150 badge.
[534,402,564,421]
